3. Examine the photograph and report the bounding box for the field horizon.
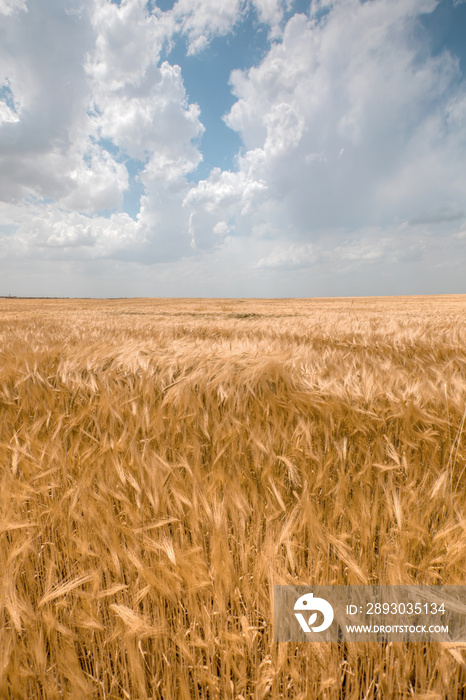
[1,295,465,698]
[1,293,464,301]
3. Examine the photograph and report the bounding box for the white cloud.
[184,0,466,259]
[0,200,141,258]
[184,165,267,248]
[263,102,304,155]
[83,0,206,258]
[256,242,316,270]
[169,0,244,55]
[0,0,465,296]
[0,99,19,124]
[0,0,27,16]
[251,0,289,34]
[91,61,204,164]
[61,144,129,213]
[0,0,102,204]
[0,0,205,263]
[86,0,166,90]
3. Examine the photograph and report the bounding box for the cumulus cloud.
[251,0,289,34]
[84,0,206,188]
[0,200,140,259]
[0,0,465,295]
[184,166,267,248]
[185,0,466,257]
[168,0,244,54]
[0,99,19,124]
[0,0,27,16]
[86,0,166,90]
[0,0,206,262]
[163,0,290,56]
[92,62,204,166]
[0,0,111,206]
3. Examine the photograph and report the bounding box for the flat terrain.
[0,296,465,698]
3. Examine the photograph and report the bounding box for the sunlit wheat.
[0,295,465,698]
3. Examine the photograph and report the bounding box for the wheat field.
[0,295,465,699]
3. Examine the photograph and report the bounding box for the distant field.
[0,296,465,698]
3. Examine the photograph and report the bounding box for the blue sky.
[0,0,465,297]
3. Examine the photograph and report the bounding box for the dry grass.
[0,295,465,699]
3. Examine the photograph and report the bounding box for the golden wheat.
[0,295,465,698]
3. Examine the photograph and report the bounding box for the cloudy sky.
[0,0,465,297]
